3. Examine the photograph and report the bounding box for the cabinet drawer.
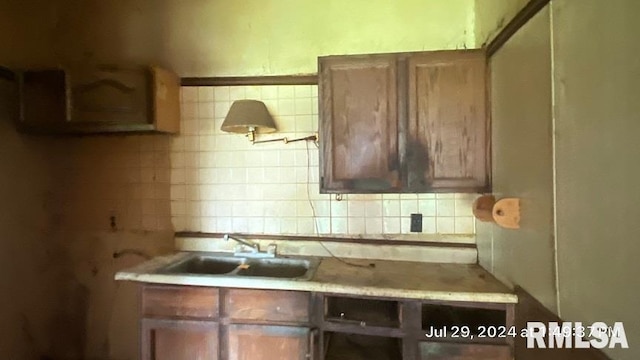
[420,342,511,360]
[224,289,310,323]
[142,285,219,319]
[325,296,400,328]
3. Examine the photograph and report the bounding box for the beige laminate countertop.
[115,252,517,304]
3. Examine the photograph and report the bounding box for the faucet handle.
[267,243,277,256]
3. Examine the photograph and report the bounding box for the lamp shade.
[221,100,277,134]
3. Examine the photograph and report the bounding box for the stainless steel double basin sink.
[156,253,320,280]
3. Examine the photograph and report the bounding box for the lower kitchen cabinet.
[324,332,402,360]
[318,294,515,360]
[226,324,315,360]
[141,318,219,360]
[138,285,514,360]
[140,285,315,360]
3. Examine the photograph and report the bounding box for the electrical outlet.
[410,213,423,232]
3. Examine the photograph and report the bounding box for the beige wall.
[0,79,70,358]
[62,230,173,360]
[50,0,476,76]
[2,11,177,352]
[477,6,556,311]
[0,111,174,359]
[480,1,640,358]
[0,2,69,359]
[553,0,640,358]
[44,134,176,359]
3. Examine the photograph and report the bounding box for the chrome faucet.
[223,234,277,258]
[224,234,260,253]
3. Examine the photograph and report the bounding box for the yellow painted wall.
[474,0,529,47]
[553,0,640,358]
[51,0,476,76]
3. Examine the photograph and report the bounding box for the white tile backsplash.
[171,85,478,237]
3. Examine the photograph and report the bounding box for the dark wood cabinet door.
[407,50,489,192]
[225,324,312,360]
[18,69,68,127]
[70,65,151,125]
[141,318,219,360]
[319,54,401,193]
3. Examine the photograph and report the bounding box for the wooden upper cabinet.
[407,50,489,192]
[319,54,401,193]
[319,50,489,193]
[17,65,180,134]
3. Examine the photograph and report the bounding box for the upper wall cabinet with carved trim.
[319,50,489,193]
[17,65,180,134]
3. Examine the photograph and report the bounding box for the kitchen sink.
[236,258,311,278]
[159,255,245,275]
[156,253,319,280]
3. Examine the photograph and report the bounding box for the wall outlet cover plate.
[410,213,422,232]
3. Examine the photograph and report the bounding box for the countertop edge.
[115,271,518,304]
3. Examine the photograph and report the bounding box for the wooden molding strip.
[181,74,318,87]
[175,232,476,249]
[485,0,551,57]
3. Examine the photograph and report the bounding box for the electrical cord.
[305,140,373,269]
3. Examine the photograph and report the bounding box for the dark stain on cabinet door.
[319,50,490,194]
[407,50,489,192]
[319,54,401,193]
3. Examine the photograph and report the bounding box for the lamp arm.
[252,134,318,145]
